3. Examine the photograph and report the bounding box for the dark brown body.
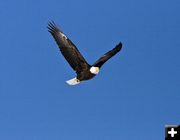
[77,68,96,81]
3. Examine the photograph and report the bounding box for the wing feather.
[93,42,122,68]
[47,21,89,73]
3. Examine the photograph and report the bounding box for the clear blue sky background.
[0,0,180,140]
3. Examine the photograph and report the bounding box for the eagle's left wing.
[47,21,90,74]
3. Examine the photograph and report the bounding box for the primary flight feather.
[47,21,122,85]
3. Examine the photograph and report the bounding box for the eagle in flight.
[47,21,122,85]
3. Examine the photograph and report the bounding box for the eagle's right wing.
[93,42,122,68]
[47,21,89,73]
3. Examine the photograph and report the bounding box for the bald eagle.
[47,21,122,85]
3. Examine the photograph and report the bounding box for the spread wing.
[93,42,122,68]
[47,21,90,74]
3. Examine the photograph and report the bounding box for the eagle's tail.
[66,77,80,85]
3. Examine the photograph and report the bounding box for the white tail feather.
[66,77,80,85]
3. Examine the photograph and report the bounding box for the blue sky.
[0,0,180,139]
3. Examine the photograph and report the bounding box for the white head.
[90,66,100,74]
